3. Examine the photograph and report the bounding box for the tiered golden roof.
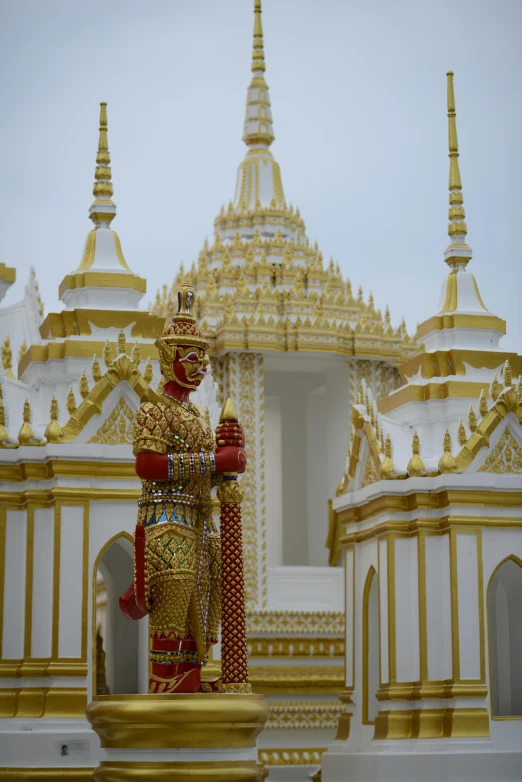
[152,0,414,362]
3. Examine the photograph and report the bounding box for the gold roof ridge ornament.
[444,72,472,268]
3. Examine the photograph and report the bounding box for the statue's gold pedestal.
[86,693,269,782]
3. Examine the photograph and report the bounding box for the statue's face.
[172,346,209,390]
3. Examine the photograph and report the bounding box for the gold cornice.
[249,665,343,694]
[415,313,506,341]
[39,309,165,340]
[58,271,146,299]
[337,488,522,527]
[398,349,521,383]
[0,459,137,483]
[19,340,160,379]
[377,380,487,414]
[248,636,344,657]
[0,488,140,508]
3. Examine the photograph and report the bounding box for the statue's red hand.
[214,446,247,474]
[215,422,245,448]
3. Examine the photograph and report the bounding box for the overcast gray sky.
[1,0,521,351]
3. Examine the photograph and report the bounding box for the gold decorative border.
[249,666,343,695]
[259,748,325,766]
[248,637,344,657]
[247,610,344,636]
[0,771,94,781]
[266,700,343,730]
[0,460,138,483]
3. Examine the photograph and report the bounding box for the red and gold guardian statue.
[120,279,247,694]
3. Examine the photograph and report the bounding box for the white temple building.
[0,2,520,782]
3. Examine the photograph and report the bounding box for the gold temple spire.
[243,0,275,147]
[89,102,117,226]
[444,72,472,267]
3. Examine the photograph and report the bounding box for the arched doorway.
[92,533,146,696]
[363,565,379,724]
[488,556,522,717]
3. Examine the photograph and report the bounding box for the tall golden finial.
[444,72,472,267]
[103,341,114,367]
[252,0,266,75]
[407,430,425,477]
[2,336,14,379]
[90,102,116,226]
[491,375,501,401]
[458,419,467,445]
[118,330,126,355]
[439,428,457,473]
[243,0,275,147]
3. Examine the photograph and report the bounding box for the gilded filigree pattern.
[239,352,259,608]
[88,396,135,444]
[478,428,522,474]
[362,453,379,488]
[266,700,344,730]
[246,610,344,636]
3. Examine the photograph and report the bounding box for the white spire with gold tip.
[416,72,506,352]
[233,0,285,211]
[58,102,146,310]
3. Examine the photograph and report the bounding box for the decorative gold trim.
[377,380,492,415]
[415,313,506,341]
[58,271,146,299]
[374,707,490,739]
[93,761,266,781]
[0,660,88,678]
[338,490,522,527]
[51,502,61,660]
[266,700,343,730]
[0,263,16,284]
[398,349,519,384]
[249,665,343,694]
[387,537,396,684]
[39,309,164,341]
[0,687,87,718]
[246,611,344,635]
[86,694,268,749]
[0,506,5,659]
[259,748,325,766]
[0,460,138,483]
[247,637,344,657]
[0,771,94,781]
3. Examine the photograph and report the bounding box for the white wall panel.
[395,537,420,682]
[31,507,54,658]
[457,533,481,680]
[2,510,27,659]
[426,534,452,681]
[58,505,84,658]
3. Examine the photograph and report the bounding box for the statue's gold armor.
[133,391,221,652]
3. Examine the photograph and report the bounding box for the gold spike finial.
[444,72,472,267]
[67,386,77,416]
[143,357,153,385]
[92,355,102,382]
[90,102,116,226]
[478,389,488,417]
[79,371,90,399]
[45,395,63,443]
[2,336,14,379]
[252,0,266,75]
[458,420,467,445]
[242,0,275,147]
